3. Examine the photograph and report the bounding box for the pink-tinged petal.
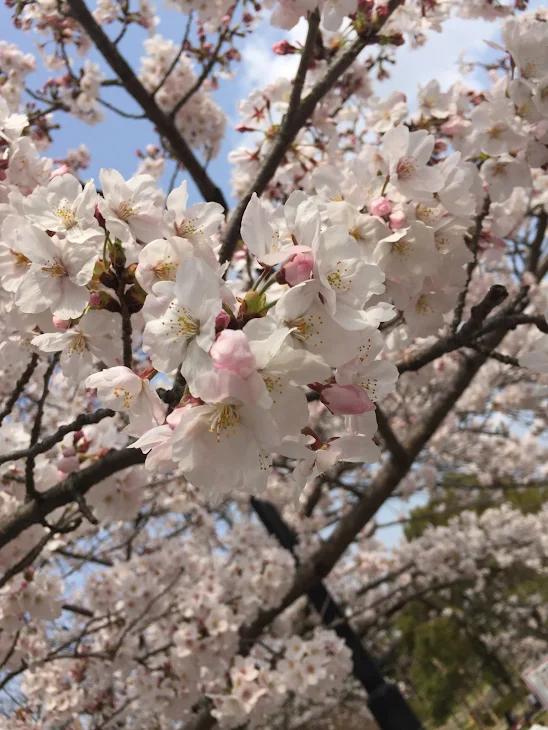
[321,384,376,415]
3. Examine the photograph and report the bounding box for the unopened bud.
[53,316,70,330]
[243,290,267,315]
[89,291,102,307]
[272,40,295,56]
[215,310,231,331]
[369,197,392,217]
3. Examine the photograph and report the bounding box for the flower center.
[175,217,199,237]
[491,162,507,177]
[290,316,316,342]
[392,239,409,259]
[42,260,67,278]
[208,404,240,442]
[116,201,135,221]
[415,295,431,314]
[396,157,416,179]
[163,303,200,342]
[488,124,504,140]
[112,387,135,410]
[327,260,352,291]
[153,259,177,281]
[56,204,77,228]
[67,333,87,353]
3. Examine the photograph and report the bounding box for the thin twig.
[25,354,60,500]
[451,196,490,334]
[152,12,193,96]
[169,28,228,118]
[0,354,39,427]
[98,96,146,119]
[65,0,227,209]
[218,1,404,264]
[0,408,115,467]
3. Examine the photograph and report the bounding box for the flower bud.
[215,310,231,332]
[89,291,102,307]
[369,197,392,217]
[284,252,314,286]
[52,316,70,330]
[243,290,267,314]
[211,330,257,379]
[272,40,295,55]
[389,210,406,231]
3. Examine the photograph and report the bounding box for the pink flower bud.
[215,310,231,331]
[284,253,314,286]
[211,330,256,379]
[57,456,81,474]
[62,446,76,457]
[320,384,376,415]
[89,291,101,307]
[272,40,295,55]
[52,316,70,330]
[369,197,392,217]
[389,210,406,231]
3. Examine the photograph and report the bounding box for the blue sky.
[0,2,529,545]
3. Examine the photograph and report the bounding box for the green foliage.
[390,475,548,727]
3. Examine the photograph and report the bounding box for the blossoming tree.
[0,0,547,727]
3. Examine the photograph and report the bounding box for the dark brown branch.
[62,603,95,617]
[355,562,414,597]
[117,283,133,368]
[0,532,53,589]
[0,408,115,467]
[65,0,228,209]
[0,447,145,551]
[375,406,408,464]
[397,285,508,375]
[25,354,60,500]
[55,547,114,567]
[527,210,547,278]
[451,196,490,333]
[217,1,403,264]
[466,344,520,367]
[0,353,39,427]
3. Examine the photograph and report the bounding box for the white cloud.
[375,16,500,105]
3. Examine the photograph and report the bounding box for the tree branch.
[218,1,404,264]
[397,285,508,374]
[0,447,145,551]
[0,353,39,427]
[152,12,193,96]
[169,27,228,118]
[65,0,228,209]
[25,354,60,500]
[451,196,490,333]
[0,408,115,467]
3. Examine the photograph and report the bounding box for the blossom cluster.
[0,5,547,730]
